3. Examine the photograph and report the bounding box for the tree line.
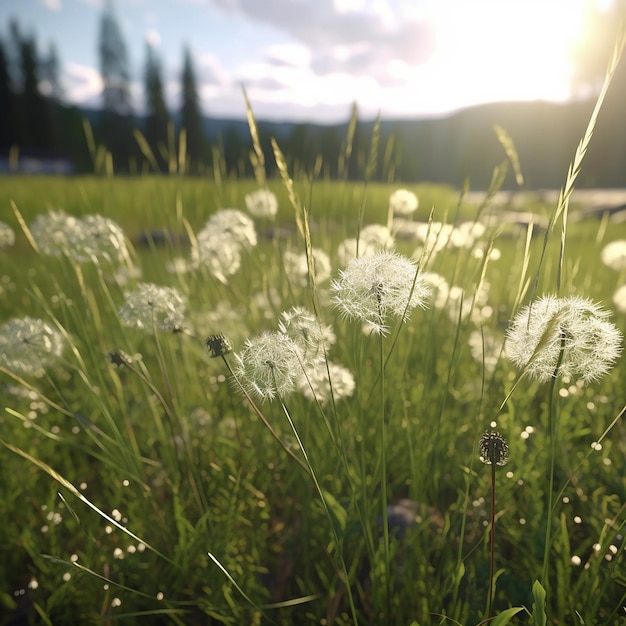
[1,0,625,187]
[0,1,215,174]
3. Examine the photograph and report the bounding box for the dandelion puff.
[330,250,430,335]
[479,431,509,466]
[245,189,278,218]
[283,248,332,288]
[278,306,336,360]
[0,222,15,248]
[192,232,242,281]
[70,215,129,264]
[118,283,186,332]
[29,211,80,257]
[601,240,626,271]
[0,316,66,376]
[505,295,623,384]
[389,189,418,217]
[298,360,355,404]
[203,209,257,249]
[613,285,626,313]
[337,224,394,266]
[232,331,304,401]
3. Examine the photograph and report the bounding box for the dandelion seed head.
[505,295,623,384]
[601,239,626,271]
[331,250,430,335]
[0,222,15,248]
[389,189,418,217]
[0,316,66,376]
[612,284,626,313]
[337,224,394,266]
[118,283,186,332]
[283,248,332,287]
[298,360,355,404]
[202,209,257,249]
[479,430,509,466]
[192,231,242,281]
[279,306,336,359]
[206,334,233,358]
[233,331,304,401]
[245,189,278,218]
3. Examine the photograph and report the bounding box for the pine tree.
[98,0,134,170]
[144,42,170,171]
[0,38,18,147]
[180,46,205,169]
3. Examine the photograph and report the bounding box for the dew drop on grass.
[571,555,582,566]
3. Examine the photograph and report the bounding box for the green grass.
[0,167,625,625]
[2,48,626,621]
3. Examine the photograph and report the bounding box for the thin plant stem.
[378,330,391,619]
[487,461,496,618]
[541,333,566,589]
[277,398,360,626]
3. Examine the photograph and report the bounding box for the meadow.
[1,86,626,625]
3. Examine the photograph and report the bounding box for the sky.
[0,0,617,123]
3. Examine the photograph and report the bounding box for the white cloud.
[41,0,62,10]
[63,62,103,104]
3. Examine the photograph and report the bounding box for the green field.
[1,146,625,626]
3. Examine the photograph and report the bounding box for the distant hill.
[80,91,626,189]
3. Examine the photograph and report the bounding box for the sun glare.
[425,0,592,111]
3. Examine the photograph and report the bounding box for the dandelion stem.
[378,331,391,619]
[541,333,566,591]
[487,460,496,618]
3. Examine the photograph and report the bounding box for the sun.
[426,0,594,110]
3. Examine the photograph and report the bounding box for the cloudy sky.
[0,0,616,123]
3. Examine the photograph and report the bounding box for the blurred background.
[0,0,625,187]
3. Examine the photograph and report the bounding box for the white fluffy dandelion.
[202,209,257,249]
[389,189,418,217]
[337,224,394,267]
[505,295,622,383]
[118,283,186,332]
[279,306,336,360]
[232,331,304,401]
[245,189,278,218]
[0,316,66,376]
[283,248,332,287]
[0,222,15,248]
[330,250,430,335]
[298,361,355,404]
[601,240,626,271]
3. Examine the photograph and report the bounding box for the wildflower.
[245,189,278,218]
[30,211,80,256]
[70,215,129,264]
[0,222,15,248]
[118,283,186,332]
[192,233,242,282]
[279,306,336,360]
[601,240,626,271]
[479,431,509,466]
[0,316,65,376]
[283,248,332,288]
[613,285,626,313]
[201,209,257,249]
[330,250,430,335]
[206,334,233,358]
[29,211,129,264]
[107,348,134,367]
[389,189,418,217]
[298,361,355,404]
[449,221,486,249]
[505,295,622,383]
[232,331,304,401]
[337,224,394,266]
